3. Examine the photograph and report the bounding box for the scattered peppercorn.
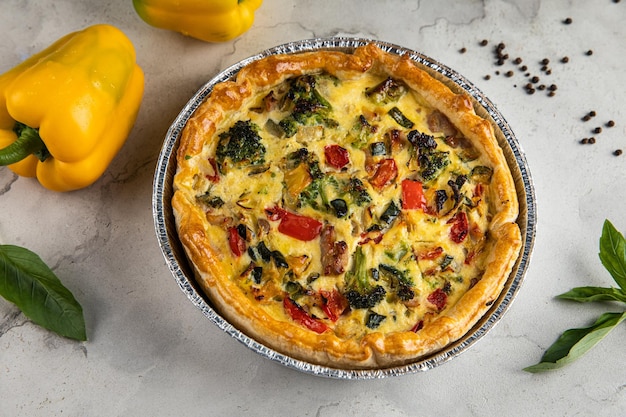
[586,50,594,56]
[531,76,540,83]
[606,120,615,127]
[548,84,558,91]
[460,47,467,54]
[594,127,603,134]
[561,56,569,63]
[614,149,623,156]
[513,57,522,65]
[548,91,556,97]
[581,138,589,144]
[589,137,596,144]
[505,70,514,77]
[520,65,528,71]
[480,39,489,46]
[538,84,546,91]
[484,75,491,80]
[563,17,573,24]
[541,58,550,65]
[590,111,597,117]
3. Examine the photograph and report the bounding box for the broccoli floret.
[407,129,451,182]
[343,246,386,309]
[216,120,266,173]
[278,75,336,137]
[299,173,338,211]
[344,178,371,207]
[419,150,450,182]
[350,115,377,149]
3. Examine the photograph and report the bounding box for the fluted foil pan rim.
[152,37,537,379]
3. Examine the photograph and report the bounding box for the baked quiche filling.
[173,44,521,368]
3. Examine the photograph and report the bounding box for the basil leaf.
[557,286,626,303]
[524,312,626,373]
[0,245,86,341]
[599,220,626,290]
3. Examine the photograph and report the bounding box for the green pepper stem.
[0,122,49,166]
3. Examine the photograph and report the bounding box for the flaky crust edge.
[172,43,522,369]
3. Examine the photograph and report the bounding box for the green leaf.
[599,220,626,290]
[524,312,626,373]
[557,286,626,303]
[0,245,86,341]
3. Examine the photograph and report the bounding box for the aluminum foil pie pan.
[152,37,537,379]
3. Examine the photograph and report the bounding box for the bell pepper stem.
[0,122,50,165]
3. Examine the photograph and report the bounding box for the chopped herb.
[366,311,386,329]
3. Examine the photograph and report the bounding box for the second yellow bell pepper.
[0,24,144,192]
[133,0,263,43]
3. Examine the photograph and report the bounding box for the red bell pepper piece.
[401,179,427,210]
[266,206,323,241]
[410,320,424,332]
[283,297,329,334]
[324,144,350,169]
[319,289,348,322]
[369,158,398,189]
[416,246,444,260]
[227,226,246,257]
[447,211,469,243]
[427,288,448,311]
[206,158,220,183]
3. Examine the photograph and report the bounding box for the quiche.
[172,43,522,369]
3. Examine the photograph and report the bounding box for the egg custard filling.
[172,44,521,369]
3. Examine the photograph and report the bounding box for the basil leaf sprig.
[0,244,86,341]
[524,220,626,373]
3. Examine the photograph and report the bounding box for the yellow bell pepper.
[0,24,144,192]
[133,0,263,43]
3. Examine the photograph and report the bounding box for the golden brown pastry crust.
[173,44,522,369]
